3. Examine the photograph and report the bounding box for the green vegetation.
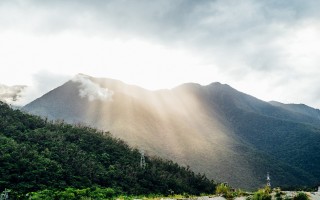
[244,187,312,200]
[216,183,233,199]
[250,187,272,200]
[0,101,215,198]
[215,183,248,199]
[27,187,117,200]
[274,187,284,200]
[26,188,197,200]
[293,192,310,200]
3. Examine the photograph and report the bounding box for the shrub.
[252,188,271,200]
[27,187,118,200]
[293,192,309,200]
[274,187,284,200]
[216,183,233,199]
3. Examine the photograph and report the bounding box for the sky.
[1,0,320,108]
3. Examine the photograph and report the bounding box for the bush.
[216,183,233,199]
[28,189,55,200]
[90,187,116,199]
[252,188,271,200]
[274,187,284,200]
[293,192,309,200]
[28,187,118,200]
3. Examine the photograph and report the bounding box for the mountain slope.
[0,101,215,196]
[23,74,320,189]
[270,101,320,121]
[198,83,320,183]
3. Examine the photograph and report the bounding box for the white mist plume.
[72,74,114,101]
[0,84,27,104]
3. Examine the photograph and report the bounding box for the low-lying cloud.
[72,74,114,101]
[0,84,27,104]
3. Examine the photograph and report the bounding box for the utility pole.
[0,189,10,200]
[267,172,271,188]
[140,149,146,169]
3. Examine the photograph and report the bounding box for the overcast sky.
[1,0,320,108]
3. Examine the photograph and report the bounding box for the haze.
[1,0,320,108]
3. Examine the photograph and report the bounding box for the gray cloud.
[0,2,309,41]
[1,0,320,107]
[2,1,318,65]
[2,1,316,37]
[0,84,26,104]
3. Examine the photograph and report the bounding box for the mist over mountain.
[23,74,320,189]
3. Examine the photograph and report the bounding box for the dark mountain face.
[23,74,320,189]
[270,101,320,121]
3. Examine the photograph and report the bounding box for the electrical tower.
[266,172,271,187]
[0,189,9,200]
[140,149,146,169]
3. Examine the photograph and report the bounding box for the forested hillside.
[0,101,215,197]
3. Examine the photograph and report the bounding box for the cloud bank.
[72,74,113,101]
[1,0,320,107]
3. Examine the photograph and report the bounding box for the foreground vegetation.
[0,101,215,199]
[1,186,312,200]
[214,183,312,200]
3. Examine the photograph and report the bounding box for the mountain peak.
[208,82,233,89]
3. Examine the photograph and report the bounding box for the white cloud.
[72,74,114,101]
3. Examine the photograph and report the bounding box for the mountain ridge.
[23,74,320,189]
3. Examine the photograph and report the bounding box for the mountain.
[269,101,320,121]
[0,101,215,196]
[23,74,320,189]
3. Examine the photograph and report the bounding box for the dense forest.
[0,101,215,198]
